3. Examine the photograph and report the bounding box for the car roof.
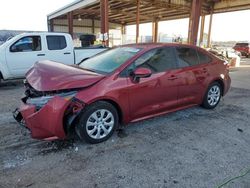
[121,43,199,50]
[16,32,71,38]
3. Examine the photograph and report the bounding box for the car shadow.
[0,80,23,89]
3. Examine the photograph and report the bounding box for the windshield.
[79,47,141,74]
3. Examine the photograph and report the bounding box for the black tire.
[75,101,118,144]
[202,82,222,109]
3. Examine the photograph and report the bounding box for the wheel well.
[63,99,124,135]
[213,79,224,95]
[101,99,123,125]
[0,72,3,79]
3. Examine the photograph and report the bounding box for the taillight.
[223,60,230,70]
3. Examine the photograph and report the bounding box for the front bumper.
[13,96,71,140]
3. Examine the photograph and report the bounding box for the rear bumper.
[13,96,70,140]
[223,75,231,96]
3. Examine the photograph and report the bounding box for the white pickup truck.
[0,32,107,81]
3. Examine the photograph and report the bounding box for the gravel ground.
[0,59,250,188]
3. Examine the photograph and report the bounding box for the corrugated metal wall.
[53,19,122,46]
[53,19,121,35]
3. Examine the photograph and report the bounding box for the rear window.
[46,35,67,50]
[176,47,199,67]
[197,51,212,64]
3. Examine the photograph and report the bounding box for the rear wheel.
[202,82,222,109]
[75,101,118,144]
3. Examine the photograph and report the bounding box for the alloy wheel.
[86,109,114,139]
[207,85,221,106]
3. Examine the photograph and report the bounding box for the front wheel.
[75,101,118,144]
[202,82,222,109]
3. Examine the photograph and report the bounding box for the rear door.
[5,35,46,77]
[44,34,74,65]
[126,47,180,121]
[175,47,209,105]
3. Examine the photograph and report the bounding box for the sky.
[0,0,249,42]
[0,0,73,31]
[127,9,250,42]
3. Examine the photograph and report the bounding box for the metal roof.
[48,0,250,25]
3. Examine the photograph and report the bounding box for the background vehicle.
[233,42,250,57]
[209,46,241,67]
[14,43,231,144]
[0,32,107,81]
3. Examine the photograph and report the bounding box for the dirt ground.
[0,59,250,188]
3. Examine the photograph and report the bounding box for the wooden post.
[92,19,95,34]
[100,0,109,46]
[188,0,202,45]
[152,18,159,43]
[121,24,126,44]
[68,12,73,37]
[207,9,213,48]
[187,15,192,43]
[199,15,205,46]
[136,0,140,43]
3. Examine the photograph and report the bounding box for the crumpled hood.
[26,60,105,91]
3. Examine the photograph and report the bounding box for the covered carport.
[47,0,250,47]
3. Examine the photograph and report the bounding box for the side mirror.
[132,67,152,82]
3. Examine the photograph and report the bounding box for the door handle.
[64,52,71,55]
[168,75,178,80]
[37,54,45,56]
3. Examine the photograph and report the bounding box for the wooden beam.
[53,23,97,28]
[92,19,95,34]
[73,8,99,15]
[121,24,126,35]
[152,18,158,43]
[207,8,213,47]
[121,24,126,44]
[68,12,73,37]
[136,0,140,43]
[188,0,202,45]
[100,0,109,46]
[199,15,205,46]
[110,8,151,20]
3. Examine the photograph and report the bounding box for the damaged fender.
[18,96,84,140]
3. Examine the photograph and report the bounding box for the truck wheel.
[0,72,2,85]
[75,101,118,144]
[202,82,222,109]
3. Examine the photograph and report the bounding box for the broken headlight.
[26,91,77,109]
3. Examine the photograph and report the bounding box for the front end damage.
[13,82,85,140]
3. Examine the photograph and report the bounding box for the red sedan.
[14,43,231,144]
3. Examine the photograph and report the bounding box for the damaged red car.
[14,43,231,144]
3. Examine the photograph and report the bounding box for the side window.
[10,36,41,52]
[46,36,67,50]
[176,47,199,67]
[197,51,212,64]
[134,47,177,73]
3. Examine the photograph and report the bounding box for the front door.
[126,47,180,121]
[5,35,45,78]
